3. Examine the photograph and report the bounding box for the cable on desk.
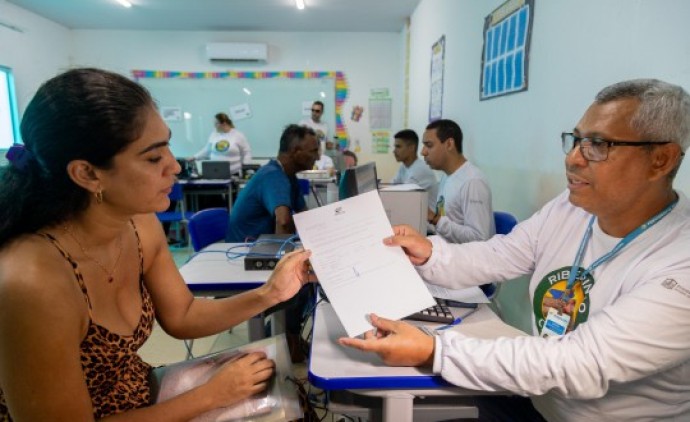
[184,236,302,264]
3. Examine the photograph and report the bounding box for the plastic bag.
[149,334,302,422]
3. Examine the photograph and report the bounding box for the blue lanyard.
[565,199,678,291]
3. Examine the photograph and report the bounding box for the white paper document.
[293,190,436,337]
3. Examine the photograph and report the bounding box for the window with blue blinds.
[480,0,534,100]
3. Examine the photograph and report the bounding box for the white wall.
[1,4,406,179]
[408,0,690,220]
[7,0,689,212]
[0,1,71,113]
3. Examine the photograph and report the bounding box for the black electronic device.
[201,160,233,179]
[176,158,198,179]
[244,234,297,271]
[405,298,479,324]
[338,161,378,200]
[405,303,455,324]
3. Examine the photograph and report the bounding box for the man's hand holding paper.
[383,224,433,266]
[338,313,435,367]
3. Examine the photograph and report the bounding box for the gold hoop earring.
[95,189,104,204]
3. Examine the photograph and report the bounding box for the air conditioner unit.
[205,42,268,62]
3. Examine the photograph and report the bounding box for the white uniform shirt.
[314,154,334,171]
[419,190,690,421]
[391,158,439,206]
[433,161,495,243]
[193,128,252,175]
[299,118,329,142]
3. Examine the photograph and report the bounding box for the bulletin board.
[133,70,349,158]
[429,35,445,121]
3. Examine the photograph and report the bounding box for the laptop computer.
[201,161,232,179]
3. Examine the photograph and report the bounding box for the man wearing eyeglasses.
[339,79,690,421]
[300,100,328,143]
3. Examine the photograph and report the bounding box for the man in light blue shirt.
[422,119,495,243]
[391,129,439,205]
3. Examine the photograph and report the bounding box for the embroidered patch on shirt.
[533,266,594,334]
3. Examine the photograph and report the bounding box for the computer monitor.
[338,161,378,199]
[176,158,197,179]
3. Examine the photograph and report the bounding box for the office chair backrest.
[494,211,518,235]
[479,211,519,301]
[297,178,310,196]
[169,182,184,202]
[188,207,229,252]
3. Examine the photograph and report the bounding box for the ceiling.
[7,0,421,32]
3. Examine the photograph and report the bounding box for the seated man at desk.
[422,119,495,243]
[391,129,439,205]
[226,124,318,242]
[338,79,690,421]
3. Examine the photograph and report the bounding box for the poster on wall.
[480,0,535,100]
[229,103,252,121]
[369,87,392,130]
[371,130,391,154]
[428,35,445,122]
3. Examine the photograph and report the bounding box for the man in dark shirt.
[227,124,319,242]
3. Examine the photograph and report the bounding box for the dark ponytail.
[0,68,155,247]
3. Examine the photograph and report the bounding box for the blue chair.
[494,211,518,235]
[480,211,519,300]
[156,183,194,245]
[184,207,231,357]
[188,207,230,252]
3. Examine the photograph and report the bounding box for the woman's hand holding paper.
[262,249,315,304]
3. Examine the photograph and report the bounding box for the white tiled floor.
[139,320,252,366]
[140,247,252,365]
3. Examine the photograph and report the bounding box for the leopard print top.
[0,222,155,420]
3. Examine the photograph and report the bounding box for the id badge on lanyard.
[540,198,678,338]
[542,307,570,338]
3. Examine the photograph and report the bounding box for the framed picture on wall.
[479,0,535,100]
[429,35,445,122]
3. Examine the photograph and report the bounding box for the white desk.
[179,243,283,341]
[308,301,525,422]
[301,177,338,208]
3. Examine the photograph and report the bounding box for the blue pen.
[435,307,479,331]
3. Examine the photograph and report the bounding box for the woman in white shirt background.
[190,112,252,176]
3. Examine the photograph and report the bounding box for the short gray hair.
[595,79,690,152]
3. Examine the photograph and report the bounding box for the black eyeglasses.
[311,109,322,113]
[561,132,671,162]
